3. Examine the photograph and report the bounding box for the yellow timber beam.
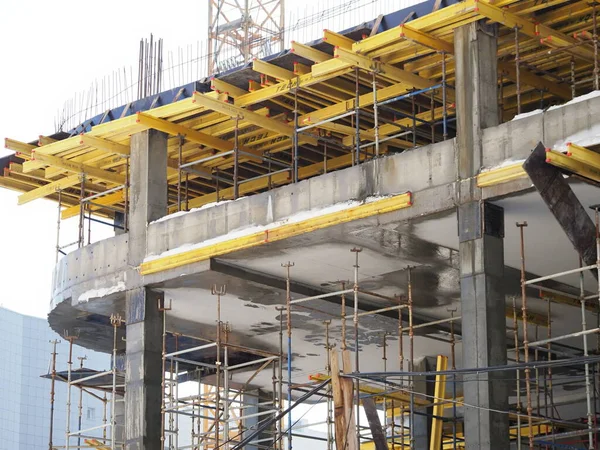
[323,29,354,49]
[5,138,36,157]
[498,62,571,100]
[192,93,297,137]
[252,59,295,81]
[476,162,527,187]
[333,47,434,89]
[17,174,81,205]
[24,153,125,185]
[546,149,600,182]
[140,192,412,275]
[234,66,354,108]
[430,355,448,450]
[475,0,594,61]
[61,190,125,220]
[80,135,130,156]
[565,142,600,170]
[352,1,477,55]
[210,78,248,98]
[399,24,454,53]
[136,112,260,162]
[290,41,331,63]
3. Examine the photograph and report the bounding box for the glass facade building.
[0,307,109,450]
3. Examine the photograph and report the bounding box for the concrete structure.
[3,0,600,448]
[0,307,109,450]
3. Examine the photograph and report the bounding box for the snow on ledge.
[144,194,397,263]
[77,281,126,303]
[480,158,526,172]
[511,91,600,122]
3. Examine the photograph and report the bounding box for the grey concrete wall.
[482,94,600,167]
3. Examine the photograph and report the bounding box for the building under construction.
[4,0,600,448]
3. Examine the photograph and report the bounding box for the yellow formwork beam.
[352,1,477,55]
[80,135,130,156]
[17,174,81,205]
[210,78,248,98]
[141,192,411,275]
[476,162,527,187]
[252,59,295,81]
[565,142,600,170]
[399,24,454,53]
[323,29,354,49]
[430,355,448,450]
[498,62,571,100]
[25,153,125,185]
[234,66,354,108]
[61,189,125,220]
[4,138,36,158]
[192,93,296,137]
[333,47,434,89]
[290,40,331,63]
[474,0,594,61]
[546,148,600,182]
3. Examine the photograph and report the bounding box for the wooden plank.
[330,348,347,450]
[342,350,358,450]
[362,397,388,450]
[370,15,384,37]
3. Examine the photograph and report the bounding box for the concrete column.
[125,129,168,449]
[454,22,509,450]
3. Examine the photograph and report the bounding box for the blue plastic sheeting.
[69,81,209,136]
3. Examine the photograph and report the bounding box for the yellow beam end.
[476,162,527,187]
[290,41,331,63]
[210,78,248,98]
[17,174,81,205]
[252,59,295,81]
[566,143,600,171]
[546,149,600,182]
[61,189,125,220]
[5,138,36,157]
[323,29,354,49]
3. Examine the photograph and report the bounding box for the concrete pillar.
[125,129,168,449]
[454,22,509,450]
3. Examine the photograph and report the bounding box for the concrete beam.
[454,21,509,450]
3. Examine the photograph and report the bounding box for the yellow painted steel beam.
[498,62,571,100]
[546,149,600,182]
[4,138,36,157]
[323,29,354,49]
[565,143,600,170]
[252,59,295,81]
[61,190,125,220]
[475,0,594,61]
[17,174,81,205]
[430,355,448,450]
[234,66,354,108]
[25,153,125,185]
[333,47,434,89]
[192,93,296,137]
[476,162,527,187]
[210,78,248,97]
[290,41,331,63]
[399,24,454,53]
[141,192,412,275]
[80,135,130,156]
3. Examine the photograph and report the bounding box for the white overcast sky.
[0,0,422,318]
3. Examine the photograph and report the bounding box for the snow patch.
[77,281,126,303]
[511,109,542,121]
[548,90,600,111]
[552,122,600,151]
[150,199,237,224]
[481,158,526,172]
[144,195,398,262]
